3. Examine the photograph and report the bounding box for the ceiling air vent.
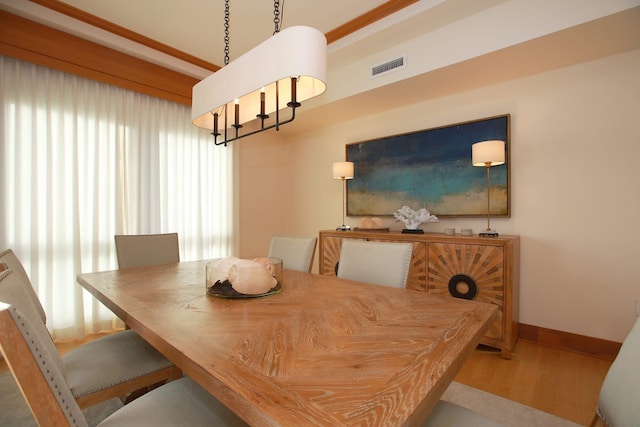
[370,55,406,78]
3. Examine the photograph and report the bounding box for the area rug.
[0,372,123,426]
[443,381,583,427]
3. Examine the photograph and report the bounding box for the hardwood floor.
[1,335,611,426]
[455,340,612,426]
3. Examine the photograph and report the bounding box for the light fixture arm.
[210,78,299,146]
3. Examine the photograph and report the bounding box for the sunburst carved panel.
[428,243,504,340]
[321,236,343,277]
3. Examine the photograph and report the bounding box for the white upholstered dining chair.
[268,235,317,272]
[336,239,413,289]
[0,301,248,427]
[0,266,181,408]
[0,249,46,323]
[114,232,180,269]
[590,315,640,427]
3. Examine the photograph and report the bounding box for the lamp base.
[336,225,351,231]
[479,230,499,237]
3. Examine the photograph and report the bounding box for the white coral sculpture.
[393,206,439,230]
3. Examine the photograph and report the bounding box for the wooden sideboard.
[319,229,520,359]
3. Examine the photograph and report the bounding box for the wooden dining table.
[77,259,497,427]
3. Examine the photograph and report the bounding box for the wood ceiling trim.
[0,10,197,106]
[30,0,220,72]
[30,0,418,69]
[325,0,420,44]
[1,0,419,105]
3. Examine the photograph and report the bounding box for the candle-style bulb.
[232,99,242,130]
[287,77,301,108]
[257,88,269,121]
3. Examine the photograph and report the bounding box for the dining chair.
[336,239,413,289]
[590,315,640,427]
[0,268,181,408]
[114,232,180,269]
[0,249,46,323]
[268,234,317,272]
[0,302,248,427]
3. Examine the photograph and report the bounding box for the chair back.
[337,240,413,289]
[114,233,180,269]
[595,316,640,426]
[0,249,46,323]
[0,299,86,426]
[0,268,50,333]
[268,235,317,273]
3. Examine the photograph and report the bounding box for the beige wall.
[238,49,640,342]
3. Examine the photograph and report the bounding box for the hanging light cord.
[224,0,230,66]
[273,0,285,35]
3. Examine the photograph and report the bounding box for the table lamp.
[472,140,505,237]
[333,161,354,231]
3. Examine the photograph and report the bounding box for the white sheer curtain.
[0,56,234,340]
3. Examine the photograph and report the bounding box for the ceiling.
[2,0,639,134]
[54,0,394,66]
[0,0,426,77]
[0,0,512,79]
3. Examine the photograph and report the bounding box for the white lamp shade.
[333,162,354,179]
[472,140,505,167]
[192,26,327,130]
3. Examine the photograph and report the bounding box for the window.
[0,56,234,338]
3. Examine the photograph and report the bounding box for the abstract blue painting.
[346,114,510,217]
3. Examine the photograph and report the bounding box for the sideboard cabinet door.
[428,243,505,345]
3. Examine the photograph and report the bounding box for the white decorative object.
[228,259,276,295]
[206,256,283,296]
[393,206,439,230]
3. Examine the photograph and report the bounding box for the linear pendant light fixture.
[192,0,327,146]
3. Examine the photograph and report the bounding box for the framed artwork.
[346,114,510,217]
